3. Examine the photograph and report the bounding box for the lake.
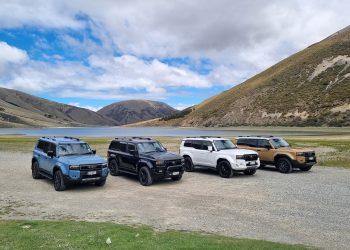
[0,126,347,138]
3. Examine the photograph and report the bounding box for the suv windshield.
[58,143,92,156]
[270,138,290,148]
[213,140,237,150]
[137,141,165,153]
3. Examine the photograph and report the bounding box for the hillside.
[97,100,178,125]
[142,26,350,127]
[0,87,116,128]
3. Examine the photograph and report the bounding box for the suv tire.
[276,158,293,174]
[184,156,194,172]
[299,165,313,171]
[32,161,42,179]
[109,159,120,176]
[95,179,106,186]
[244,169,256,175]
[217,160,233,178]
[171,174,183,181]
[138,166,153,186]
[54,169,67,191]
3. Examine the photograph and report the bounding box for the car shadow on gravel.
[110,173,184,187]
[193,168,256,178]
[259,165,315,174]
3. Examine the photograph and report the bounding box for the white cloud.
[0,0,349,101]
[0,41,28,73]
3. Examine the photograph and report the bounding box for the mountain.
[97,100,178,125]
[142,26,350,127]
[0,87,116,128]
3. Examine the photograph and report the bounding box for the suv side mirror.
[47,151,55,158]
[164,147,168,152]
[92,149,96,154]
[208,146,213,152]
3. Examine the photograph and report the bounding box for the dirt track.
[1,151,349,249]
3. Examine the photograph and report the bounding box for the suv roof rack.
[63,136,80,141]
[238,135,274,138]
[114,137,153,141]
[185,136,221,138]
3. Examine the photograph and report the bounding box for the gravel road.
[1,151,349,249]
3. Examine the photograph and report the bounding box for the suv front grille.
[244,154,258,161]
[165,159,182,167]
[80,164,103,171]
[304,152,315,157]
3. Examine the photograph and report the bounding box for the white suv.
[179,137,260,178]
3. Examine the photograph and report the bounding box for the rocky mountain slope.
[143,26,350,127]
[0,87,116,127]
[97,100,178,125]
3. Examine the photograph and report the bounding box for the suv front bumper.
[64,167,109,183]
[230,159,260,171]
[152,165,185,179]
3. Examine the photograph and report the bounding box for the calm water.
[0,126,345,137]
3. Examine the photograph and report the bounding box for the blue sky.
[0,1,348,111]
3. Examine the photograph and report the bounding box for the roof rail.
[63,136,80,141]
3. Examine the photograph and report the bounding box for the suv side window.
[127,143,136,153]
[119,142,127,152]
[192,140,202,150]
[236,138,246,146]
[257,139,270,148]
[202,141,213,150]
[245,139,258,147]
[47,143,57,156]
[109,141,121,151]
[37,140,46,151]
[184,140,192,147]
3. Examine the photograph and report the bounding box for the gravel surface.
[1,151,349,249]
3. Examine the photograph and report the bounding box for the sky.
[0,0,349,111]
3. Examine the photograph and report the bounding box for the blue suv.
[31,137,109,191]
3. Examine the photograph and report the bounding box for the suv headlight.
[236,155,244,160]
[69,165,80,170]
[156,160,165,166]
[181,158,185,164]
[296,152,305,156]
[101,163,108,168]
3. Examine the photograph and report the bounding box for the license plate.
[172,171,179,175]
[248,161,256,166]
[87,171,97,175]
[309,157,314,161]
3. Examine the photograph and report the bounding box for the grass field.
[0,136,349,168]
[0,220,310,250]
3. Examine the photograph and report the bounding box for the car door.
[118,142,129,170]
[256,139,275,163]
[40,142,57,175]
[126,143,139,172]
[190,140,202,165]
[198,141,213,166]
[35,140,47,171]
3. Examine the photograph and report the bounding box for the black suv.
[107,137,185,186]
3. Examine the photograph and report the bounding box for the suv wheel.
[109,159,120,176]
[217,160,233,178]
[95,179,106,186]
[53,170,67,191]
[184,156,194,172]
[244,169,256,175]
[171,174,183,181]
[276,158,293,174]
[138,166,153,186]
[299,165,313,171]
[31,161,42,179]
